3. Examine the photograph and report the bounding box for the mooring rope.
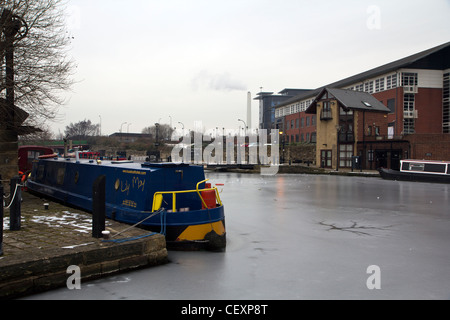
[102,208,167,243]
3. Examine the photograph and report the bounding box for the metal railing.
[151,179,222,212]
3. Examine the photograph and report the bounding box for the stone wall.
[284,144,316,165]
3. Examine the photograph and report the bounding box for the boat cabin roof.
[401,159,450,165]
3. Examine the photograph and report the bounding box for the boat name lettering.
[132,176,145,192]
[122,199,137,208]
[123,170,146,176]
[120,177,146,195]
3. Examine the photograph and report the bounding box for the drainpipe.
[363,110,366,169]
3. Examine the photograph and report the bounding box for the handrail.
[151,180,222,212]
[196,179,209,209]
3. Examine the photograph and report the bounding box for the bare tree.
[64,119,99,139]
[142,124,174,142]
[0,0,75,182]
[1,0,75,126]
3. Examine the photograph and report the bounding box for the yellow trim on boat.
[176,221,225,242]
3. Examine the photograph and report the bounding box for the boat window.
[57,167,65,185]
[424,163,447,173]
[401,162,409,171]
[37,165,45,180]
[409,163,424,171]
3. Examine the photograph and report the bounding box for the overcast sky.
[56,0,450,136]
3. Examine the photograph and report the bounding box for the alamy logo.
[366,5,381,30]
[366,265,381,290]
[67,265,81,290]
[170,124,280,175]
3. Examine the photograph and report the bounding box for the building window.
[311,132,317,143]
[404,118,415,134]
[404,92,416,134]
[403,93,415,119]
[306,117,310,127]
[320,101,332,120]
[321,150,332,168]
[443,72,449,133]
[339,144,353,168]
[296,118,299,128]
[364,81,374,93]
[375,78,385,92]
[301,118,304,127]
[402,72,418,86]
[387,74,397,89]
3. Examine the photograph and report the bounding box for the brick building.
[273,42,450,169]
[305,88,391,170]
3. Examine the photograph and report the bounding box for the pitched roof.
[305,88,391,114]
[276,41,450,109]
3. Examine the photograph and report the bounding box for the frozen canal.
[28,172,450,300]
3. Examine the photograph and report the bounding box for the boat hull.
[27,158,226,251]
[379,168,450,184]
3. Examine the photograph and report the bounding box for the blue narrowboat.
[27,155,226,251]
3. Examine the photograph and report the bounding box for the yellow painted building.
[306,88,390,170]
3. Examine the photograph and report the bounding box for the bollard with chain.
[0,180,4,256]
[9,176,21,231]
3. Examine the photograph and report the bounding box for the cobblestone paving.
[1,191,149,260]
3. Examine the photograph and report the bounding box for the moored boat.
[26,155,226,251]
[379,159,450,184]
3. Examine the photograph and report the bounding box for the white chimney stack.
[247,91,252,131]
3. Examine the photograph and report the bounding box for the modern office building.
[255,89,312,130]
[273,41,450,169]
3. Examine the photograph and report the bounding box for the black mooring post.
[1,181,4,256]
[9,176,21,231]
[92,175,106,238]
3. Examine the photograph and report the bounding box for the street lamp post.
[120,122,127,141]
[178,121,185,136]
[238,119,247,136]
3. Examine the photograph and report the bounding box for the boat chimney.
[75,147,80,163]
